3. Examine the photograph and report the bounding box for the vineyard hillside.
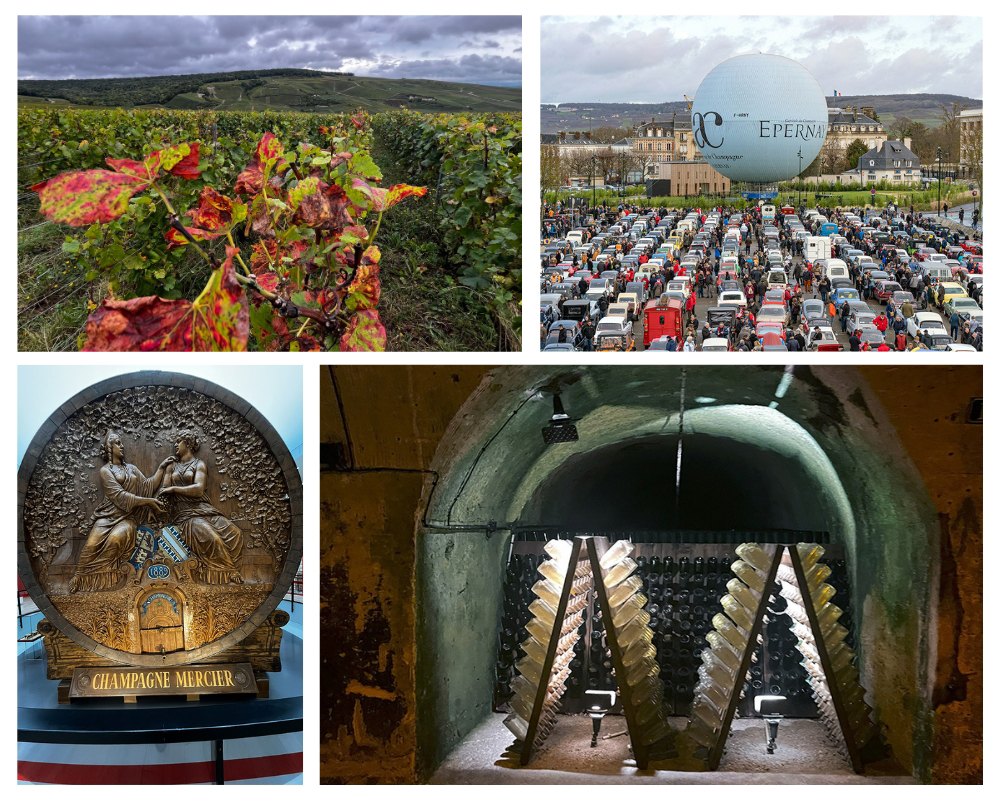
[19,69,521,114]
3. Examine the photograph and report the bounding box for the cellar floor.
[429,714,916,784]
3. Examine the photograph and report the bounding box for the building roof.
[857,140,921,170]
[540,133,559,145]
[828,108,880,126]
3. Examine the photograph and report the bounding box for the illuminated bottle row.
[686,543,771,750]
[777,544,878,757]
[599,540,672,746]
[503,539,593,746]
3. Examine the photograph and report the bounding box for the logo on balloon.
[692,111,725,149]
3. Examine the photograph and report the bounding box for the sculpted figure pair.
[69,430,243,592]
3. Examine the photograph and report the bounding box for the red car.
[873,280,903,302]
[965,255,983,273]
[962,240,983,254]
[914,248,938,262]
[755,322,786,342]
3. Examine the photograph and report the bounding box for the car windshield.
[838,290,860,299]
[597,321,622,333]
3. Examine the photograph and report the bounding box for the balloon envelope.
[691,54,828,183]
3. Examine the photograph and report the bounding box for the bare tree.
[936,101,968,158]
[593,147,617,183]
[540,145,566,194]
[566,150,598,184]
[631,151,656,183]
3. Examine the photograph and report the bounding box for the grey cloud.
[18,15,521,83]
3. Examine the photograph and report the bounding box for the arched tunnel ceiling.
[425,366,889,549]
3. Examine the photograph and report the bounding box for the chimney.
[861,106,875,119]
[853,108,858,122]
[651,117,655,123]
[843,105,852,115]
[904,136,912,151]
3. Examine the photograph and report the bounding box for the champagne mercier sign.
[71,662,257,699]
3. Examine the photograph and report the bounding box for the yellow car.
[937,282,967,305]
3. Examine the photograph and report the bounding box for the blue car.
[832,287,862,310]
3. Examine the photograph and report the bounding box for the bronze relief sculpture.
[18,372,302,669]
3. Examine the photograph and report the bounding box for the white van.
[761,204,776,222]
[825,258,849,282]
[805,236,832,262]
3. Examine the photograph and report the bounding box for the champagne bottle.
[604,557,639,589]
[691,695,724,729]
[623,640,656,669]
[612,593,649,628]
[630,673,663,706]
[687,718,718,747]
[625,657,659,686]
[617,615,655,649]
[735,543,772,572]
[635,698,663,726]
[712,612,748,650]
[699,680,729,711]
[599,539,634,570]
[531,578,562,609]
[731,559,766,593]
[726,577,761,611]
[538,560,565,586]
[543,538,573,563]
[503,711,530,740]
[608,575,644,608]
[638,718,672,746]
[803,563,833,592]
[796,542,825,567]
[706,631,742,671]
[722,594,755,631]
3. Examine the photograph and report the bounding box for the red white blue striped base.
[18,732,302,784]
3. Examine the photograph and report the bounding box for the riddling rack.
[688,543,885,774]
[495,537,853,720]
[503,536,674,768]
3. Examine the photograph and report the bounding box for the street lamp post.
[591,155,597,210]
[797,147,802,207]
[936,146,942,216]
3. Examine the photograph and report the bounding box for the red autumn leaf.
[163,142,202,179]
[82,295,192,351]
[352,178,427,212]
[189,246,250,351]
[351,114,365,130]
[339,309,386,352]
[384,183,428,209]
[81,247,248,351]
[346,246,381,311]
[105,156,159,183]
[235,133,287,196]
[256,272,281,294]
[165,186,242,249]
[289,178,354,232]
[32,170,146,225]
[106,143,201,184]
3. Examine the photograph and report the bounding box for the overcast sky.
[18,16,522,86]
[541,15,982,102]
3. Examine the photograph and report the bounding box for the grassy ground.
[547,184,971,213]
[370,137,500,351]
